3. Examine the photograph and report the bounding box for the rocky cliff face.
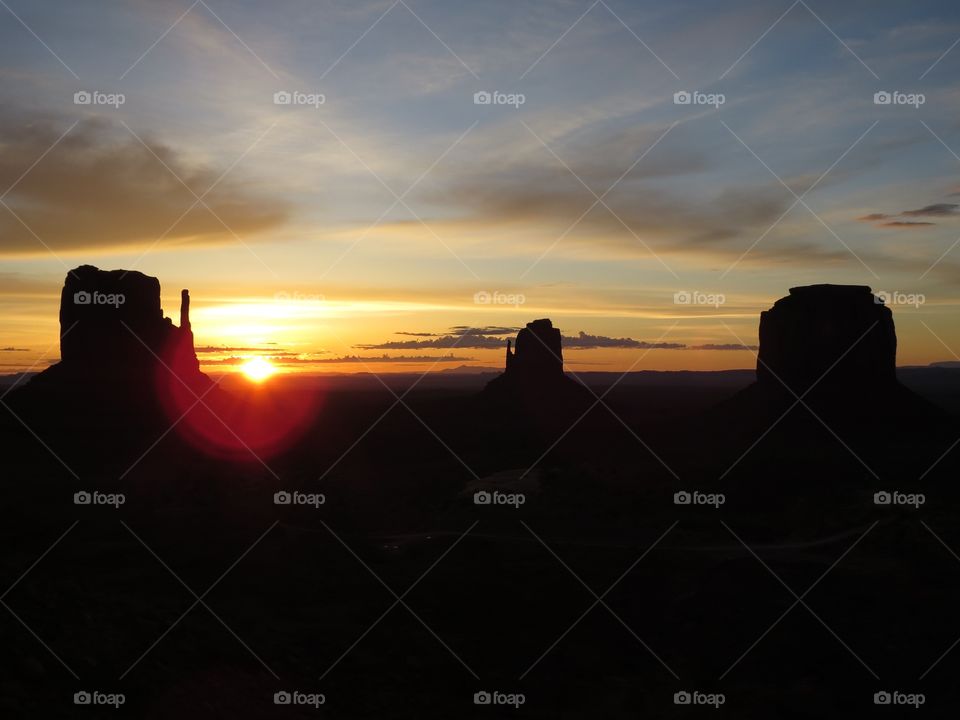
[756,284,897,393]
[714,283,936,431]
[483,318,589,419]
[505,318,564,381]
[43,265,202,385]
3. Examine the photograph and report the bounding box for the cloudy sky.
[2,0,960,374]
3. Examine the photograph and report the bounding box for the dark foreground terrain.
[2,368,960,718]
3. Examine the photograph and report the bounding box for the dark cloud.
[902,203,959,217]
[448,326,518,336]
[858,202,959,227]
[360,329,767,353]
[561,332,684,350]
[356,335,505,350]
[0,115,289,255]
[360,329,684,351]
[394,326,518,338]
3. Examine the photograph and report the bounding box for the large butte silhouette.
[32,265,208,392]
[722,283,937,430]
[10,266,316,460]
[480,319,592,441]
[484,319,589,399]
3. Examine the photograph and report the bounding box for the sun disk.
[240,356,276,382]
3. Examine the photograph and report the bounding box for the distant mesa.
[11,265,319,459]
[727,283,935,424]
[484,319,588,402]
[33,265,207,390]
[757,284,896,393]
[505,318,565,381]
[13,264,217,439]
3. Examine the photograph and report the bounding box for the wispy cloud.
[562,331,683,350]
[857,199,960,228]
[902,203,959,217]
[0,116,289,256]
[354,327,752,351]
[881,220,936,228]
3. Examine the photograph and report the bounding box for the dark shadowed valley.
[3,268,960,718]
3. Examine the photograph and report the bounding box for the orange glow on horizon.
[240,356,277,382]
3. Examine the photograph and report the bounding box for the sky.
[2,0,960,375]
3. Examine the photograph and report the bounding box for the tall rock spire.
[180,289,191,331]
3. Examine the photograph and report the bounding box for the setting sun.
[240,356,277,383]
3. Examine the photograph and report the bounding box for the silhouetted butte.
[483,319,591,425]
[723,284,937,428]
[10,265,211,420]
